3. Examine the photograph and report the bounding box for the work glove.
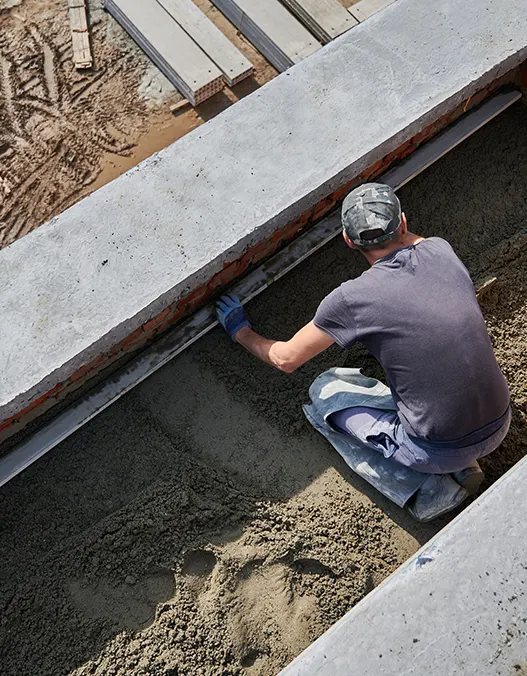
[216,294,251,341]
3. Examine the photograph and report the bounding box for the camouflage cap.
[342,183,402,247]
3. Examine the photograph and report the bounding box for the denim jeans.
[328,406,511,474]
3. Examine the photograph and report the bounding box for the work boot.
[407,474,469,523]
[452,461,485,496]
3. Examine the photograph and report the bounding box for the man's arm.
[235,322,334,373]
[216,295,334,373]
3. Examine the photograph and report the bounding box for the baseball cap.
[342,183,402,247]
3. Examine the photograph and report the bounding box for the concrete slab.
[157,0,253,87]
[104,0,225,105]
[211,0,321,71]
[280,0,357,44]
[0,0,526,436]
[280,454,527,675]
[349,0,396,22]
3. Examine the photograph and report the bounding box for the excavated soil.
[0,0,276,247]
[0,103,526,675]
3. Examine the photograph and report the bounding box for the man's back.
[314,237,509,441]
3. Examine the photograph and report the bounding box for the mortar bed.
[0,103,526,676]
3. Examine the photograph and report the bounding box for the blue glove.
[216,294,251,341]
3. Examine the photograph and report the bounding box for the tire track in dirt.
[0,53,23,135]
[0,0,154,248]
[28,23,59,104]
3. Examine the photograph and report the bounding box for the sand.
[1,102,526,675]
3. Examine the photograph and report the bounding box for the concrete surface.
[0,0,526,428]
[280,454,527,675]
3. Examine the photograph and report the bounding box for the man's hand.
[217,295,334,372]
[216,295,251,341]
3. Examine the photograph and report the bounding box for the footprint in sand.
[290,557,338,577]
[180,549,218,598]
[227,557,334,670]
[69,569,175,631]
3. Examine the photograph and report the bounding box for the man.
[216,183,510,511]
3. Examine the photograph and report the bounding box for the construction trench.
[1,0,527,674]
[0,100,526,674]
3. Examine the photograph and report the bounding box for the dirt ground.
[0,103,526,675]
[0,0,278,247]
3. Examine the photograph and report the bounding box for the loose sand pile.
[0,106,526,675]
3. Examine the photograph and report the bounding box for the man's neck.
[362,232,425,266]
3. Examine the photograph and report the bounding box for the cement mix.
[0,104,526,675]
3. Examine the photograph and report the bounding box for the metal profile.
[0,89,520,489]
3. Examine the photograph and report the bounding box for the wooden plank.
[104,0,224,106]
[68,0,92,69]
[157,0,253,86]
[212,0,321,72]
[348,0,396,22]
[170,99,191,113]
[280,0,357,43]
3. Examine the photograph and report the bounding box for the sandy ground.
[0,103,526,675]
[0,0,277,247]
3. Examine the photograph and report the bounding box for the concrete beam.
[0,0,526,439]
[105,0,225,106]
[280,455,527,675]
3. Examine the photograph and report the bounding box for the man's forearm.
[216,295,335,373]
[234,326,294,372]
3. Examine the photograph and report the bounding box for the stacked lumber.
[68,0,93,69]
[280,0,357,44]
[211,0,321,72]
[104,0,224,106]
[158,0,253,86]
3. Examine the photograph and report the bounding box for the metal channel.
[0,89,521,488]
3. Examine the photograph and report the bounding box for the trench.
[0,102,526,676]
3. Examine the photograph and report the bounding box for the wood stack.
[68,0,93,69]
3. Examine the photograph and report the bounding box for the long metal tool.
[0,89,520,488]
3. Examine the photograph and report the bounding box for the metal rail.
[0,89,521,488]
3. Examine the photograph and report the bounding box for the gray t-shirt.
[314,237,509,442]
